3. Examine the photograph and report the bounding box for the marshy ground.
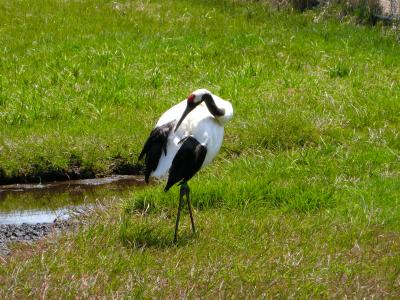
[0,0,399,298]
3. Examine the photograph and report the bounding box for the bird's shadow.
[120,216,198,250]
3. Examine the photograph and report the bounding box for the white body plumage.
[151,89,233,179]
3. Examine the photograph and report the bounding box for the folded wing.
[164,136,207,191]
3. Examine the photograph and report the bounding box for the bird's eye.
[187,94,195,103]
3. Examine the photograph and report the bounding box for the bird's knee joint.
[179,182,190,196]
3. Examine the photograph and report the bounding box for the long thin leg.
[174,193,184,244]
[186,187,196,234]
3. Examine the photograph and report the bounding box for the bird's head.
[175,89,212,132]
[187,89,211,105]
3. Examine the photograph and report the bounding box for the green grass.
[0,0,399,181]
[1,0,400,297]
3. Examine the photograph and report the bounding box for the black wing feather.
[164,136,207,191]
[139,121,174,183]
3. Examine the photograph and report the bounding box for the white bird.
[138,88,233,242]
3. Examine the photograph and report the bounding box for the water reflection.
[0,208,70,225]
[0,175,145,224]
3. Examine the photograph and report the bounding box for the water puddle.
[0,175,145,225]
[0,208,71,225]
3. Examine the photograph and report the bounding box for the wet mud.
[0,220,72,256]
[0,160,143,185]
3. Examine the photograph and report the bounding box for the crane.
[139,89,233,243]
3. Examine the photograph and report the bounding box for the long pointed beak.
[174,106,193,132]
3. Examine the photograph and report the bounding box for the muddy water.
[0,175,145,225]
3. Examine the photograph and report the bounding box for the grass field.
[1,0,400,297]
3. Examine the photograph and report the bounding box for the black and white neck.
[202,93,225,117]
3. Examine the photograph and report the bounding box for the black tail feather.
[138,122,174,183]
